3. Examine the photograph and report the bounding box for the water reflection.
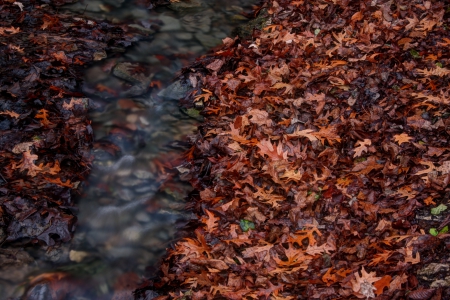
[2,0,260,299]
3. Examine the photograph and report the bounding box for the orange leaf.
[393,133,412,145]
[13,151,42,176]
[201,209,219,231]
[0,110,20,118]
[374,275,391,296]
[424,196,436,205]
[44,177,74,188]
[322,268,337,286]
[35,109,53,127]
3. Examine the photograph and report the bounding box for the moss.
[232,8,271,39]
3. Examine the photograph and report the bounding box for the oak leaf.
[312,126,341,146]
[373,275,391,296]
[353,139,371,158]
[0,110,20,118]
[44,177,74,188]
[13,151,42,176]
[393,133,412,145]
[257,139,288,161]
[201,209,219,231]
[286,128,318,142]
[35,109,53,127]
[351,267,381,299]
[248,109,271,126]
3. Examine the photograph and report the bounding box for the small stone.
[126,114,138,123]
[69,250,90,263]
[134,170,154,179]
[174,32,193,41]
[157,80,192,100]
[157,15,182,32]
[195,32,222,49]
[168,0,202,11]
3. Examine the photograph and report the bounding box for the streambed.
[0,0,261,299]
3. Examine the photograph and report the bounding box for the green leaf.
[430,228,439,236]
[436,62,443,68]
[431,204,448,215]
[440,226,449,234]
[410,49,421,58]
[240,219,255,232]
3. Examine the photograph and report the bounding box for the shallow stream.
[0,0,259,299]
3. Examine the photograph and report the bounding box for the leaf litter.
[135,0,450,299]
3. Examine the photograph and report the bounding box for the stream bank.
[1,0,262,298]
[137,0,450,299]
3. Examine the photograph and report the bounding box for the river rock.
[157,15,182,32]
[181,13,212,33]
[195,32,221,49]
[157,80,192,100]
[113,62,154,87]
[168,0,202,12]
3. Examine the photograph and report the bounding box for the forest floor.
[2,0,450,299]
[136,0,450,299]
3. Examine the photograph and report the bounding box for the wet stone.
[174,32,194,41]
[181,13,212,33]
[168,0,202,11]
[134,170,154,180]
[157,15,182,32]
[157,80,193,100]
[195,32,222,49]
[113,62,154,87]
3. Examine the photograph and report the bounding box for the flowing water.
[0,0,260,299]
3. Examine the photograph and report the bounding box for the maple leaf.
[257,139,288,161]
[353,139,371,158]
[201,209,219,231]
[13,150,42,176]
[351,267,381,299]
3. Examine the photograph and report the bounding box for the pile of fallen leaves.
[0,0,143,246]
[138,0,450,299]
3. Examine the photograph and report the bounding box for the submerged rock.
[157,80,193,101]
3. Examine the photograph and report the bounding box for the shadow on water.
[1,0,261,299]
